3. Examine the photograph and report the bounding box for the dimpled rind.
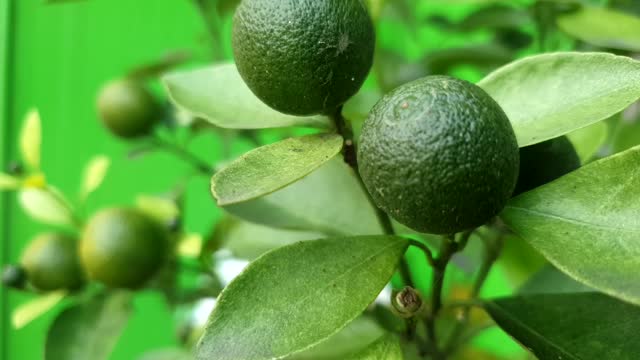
[514,136,580,196]
[232,0,375,116]
[358,76,520,234]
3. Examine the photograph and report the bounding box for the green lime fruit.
[80,208,169,289]
[513,136,580,196]
[20,233,84,291]
[232,0,375,116]
[358,76,519,234]
[97,79,161,139]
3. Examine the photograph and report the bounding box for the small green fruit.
[514,136,581,196]
[80,208,168,289]
[1,265,27,289]
[232,0,375,115]
[97,79,161,139]
[358,76,519,234]
[20,233,84,291]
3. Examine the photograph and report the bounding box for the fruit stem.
[443,229,504,355]
[192,0,225,61]
[331,108,414,287]
[423,232,472,359]
[151,135,213,175]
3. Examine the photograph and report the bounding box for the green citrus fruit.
[358,76,519,234]
[97,79,160,139]
[80,208,168,289]
[20,233,84,291]
[513,136,580,196]
[232,0,375,115]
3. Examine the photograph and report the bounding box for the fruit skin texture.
[513,136,580,196]
[20,233,84,291]
[80,208,168,289]
[358,76,519,234]
[232,0,375,116]
[97,79,160,139]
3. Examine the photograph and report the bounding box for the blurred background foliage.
[1,0,640,359]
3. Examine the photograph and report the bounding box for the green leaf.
[45,292,133,360]
[12,290,67,329]
[138,348,193,360]
[0,172,20,190]
[20,109,42,170]
[80,155,110,201]
[558,6,640,52]
[479,52,640,146]
[458,5,531,32]
[345,334,403,360]
[217,217,324,261]
[501,145,640,305]
[289,316,385,360]
[196,235,409,360]
[224,158,382,236]
[162,64,332,130]
[135,194,180,224]
[19,188,75,227]
[212,133,343,206]
[519,265,593,295]
[567,121,608,163]
[485,293,640,360]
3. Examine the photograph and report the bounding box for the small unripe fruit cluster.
[3,208,169,293]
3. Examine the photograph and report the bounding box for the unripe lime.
[20,233,84,291]
[232,0,375,115]
[97,79,160,139]
[513,136,580,196]
[80,208,168,289]
[1,265,27,289]
[358,76,519,234]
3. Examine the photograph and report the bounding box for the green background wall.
[1,1,228,359]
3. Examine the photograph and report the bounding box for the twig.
[151,135,213,175]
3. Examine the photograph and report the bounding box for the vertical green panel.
[0,1,14,359]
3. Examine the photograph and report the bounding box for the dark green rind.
[358,76,519,234]
[232,0,375,116]
[513,136,581,196]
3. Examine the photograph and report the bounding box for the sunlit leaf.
[558,6,640,52]
[212,133,343,206]
[216,218,324,261]
[345,334,403,360]
[567,121,608,163]
[135,195,179,224]
[479,52,640,146]
[20,109,42,170]
[80,155,110,201]
[177,233,203,258]
[163,64,332,130]
[45,292,133,360]
[224,158,382,236]
[196,235,409,360]
[19,188,75,227]
[502,145,640,305]
[0,172,20,190]
[289,317,385,360]
[12,290,67,329]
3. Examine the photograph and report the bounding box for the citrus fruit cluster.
[3,208,169,291]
